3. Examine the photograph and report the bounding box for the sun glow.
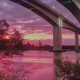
[23,33,52,40]
[3,35,11,40]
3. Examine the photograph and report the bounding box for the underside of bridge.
[10,0,58,26]
[10,0,80,33]
[73,0,80,9]
[57,0,80,22]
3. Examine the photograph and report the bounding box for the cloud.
[62,34,74,39]
[1,1,13,9]
[33,30,44,33]
[16,20,34,24]
[23,33,52,40]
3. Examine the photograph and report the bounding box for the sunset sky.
[0,0,80,45]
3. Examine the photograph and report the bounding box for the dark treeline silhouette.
[62,45,75,51]
[23,42,53,51]
[23,41,78,51]
[0,19,24,56]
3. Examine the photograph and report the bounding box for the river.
[0,51,80,80]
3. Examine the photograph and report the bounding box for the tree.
[0,19,9,35]
[0,19,24,56]
[10,29,23,50]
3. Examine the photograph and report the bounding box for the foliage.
[0,19,24,56]
[0,19,9,35]
[54,58,80,80]
[0,60,30,80]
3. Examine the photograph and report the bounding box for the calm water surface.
[1,51,80,80]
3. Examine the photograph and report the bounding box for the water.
[0,51,80,80]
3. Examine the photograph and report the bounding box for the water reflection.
[54,52,62,59]
[0,51,80,80]
[54,52,62,80]
[1,51,53,80]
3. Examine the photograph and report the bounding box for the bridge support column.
[53,26,62,51]
[75,32,79,51]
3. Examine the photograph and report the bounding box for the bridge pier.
[53,26,62,51]
[75,32,79,51]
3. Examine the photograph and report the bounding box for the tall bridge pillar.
[53,26,62,51]
[53,17,62,51]
[75,32,79,51]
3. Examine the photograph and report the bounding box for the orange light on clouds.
[23,33,52,40]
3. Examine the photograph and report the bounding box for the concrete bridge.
[10,0,80,51]
[73,0,80,9]
[57,0,80,23]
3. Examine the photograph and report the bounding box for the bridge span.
[10,0,80,51]
[57,0,80,23]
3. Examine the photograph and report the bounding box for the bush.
[54,58,80,80]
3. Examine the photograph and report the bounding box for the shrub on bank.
[54,58,80,80]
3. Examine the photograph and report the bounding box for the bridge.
[57,0,80,22]
[10,0,80,51]
[73,0,80,9]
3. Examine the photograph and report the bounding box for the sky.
[0,0,80,45]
